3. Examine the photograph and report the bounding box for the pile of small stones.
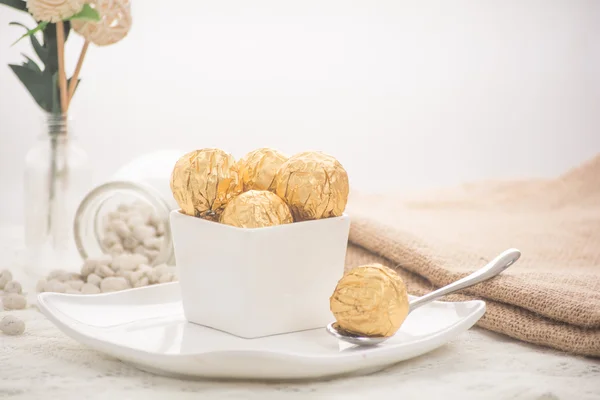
[0,253,177,337]
[100,201,166,263]
[0,201,175,337]
[0,269,27,336]
[37,253,177,296]
[37,200,175,295]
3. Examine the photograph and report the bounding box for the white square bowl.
[170,210,351,338]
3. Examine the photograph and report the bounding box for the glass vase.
[23,114,92,278]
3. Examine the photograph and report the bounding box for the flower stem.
[47,128,58,243]
[68,40,89,106]
[55,21,68,114]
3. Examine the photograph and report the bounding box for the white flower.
[27,0,84,23]
[72,0,131,46]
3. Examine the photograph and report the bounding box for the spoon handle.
[408,248,521,312]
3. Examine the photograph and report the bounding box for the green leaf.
[30,35,48,64]
[22,54,42,73]
[0,0,27,12]
[9,64,53,112]
[31,30,49,63]
[7,19,74,113]
[67,4,100,22]
[11,21,48,46]
[9,22,49,62]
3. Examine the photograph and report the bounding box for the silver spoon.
[326,248,521,346]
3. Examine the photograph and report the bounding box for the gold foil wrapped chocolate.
[273,151,349,221]
[220,190,293,228]
[237,148,288,191]
[170,148,243,220]
[330,264,409,337]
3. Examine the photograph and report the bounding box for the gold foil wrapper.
[170,148,243,220]
[273,151,349,221]
[330,264,409,337]
[220,190,293,228]
[237,148,288,192]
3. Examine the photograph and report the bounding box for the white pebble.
[133,276,149,288]
[99,253,114,263]
[44,280,67,293]
[101,231,120,248]
[122,236,140,251]
[3,293,26,310]
[81,283,101,294]
[158,273,176,284]
[132,247,155,263]
[86,273,102,287]
[111,220,131,239]
[155,222,166,236]
[132,225,156,242]
[148,213,162,228]
[117,210,133,222]
[47,269,65,280]
[109,243,125,255]
[36,278,47,293]
[66,280,84,290]
[81,260,97,277]
[143,237,162,250]
[100,277,131,293]
[71,273,83,281]
[154,263,169,275]
[150,264,167,284]
[81,254,112,277]
[129,274,141,286]
[4,280,22,294]
[116,270,133,282]
[0,269,12,289]
[137,264,153,274]
[127,216,146,230]
[112,254,148,272]
[133,265,153,284]
[149,271,160,284]
[0,315,25,336]
[144,249,160,262]
[48,270,79,282]
[129,270,145,285]
[66,289,80,294]
[95,265,114,278]
[134,245,148,255]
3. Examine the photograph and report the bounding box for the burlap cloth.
[344,154,600,357]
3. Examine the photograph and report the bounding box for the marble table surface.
[1,225,598,400]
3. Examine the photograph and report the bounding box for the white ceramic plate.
[37,283,485,380]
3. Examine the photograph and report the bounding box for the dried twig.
[68,39,89,106]
[55,21,68,113]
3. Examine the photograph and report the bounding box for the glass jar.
[24,114,92,277]
[74,150,183,266]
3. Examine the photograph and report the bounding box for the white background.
[1,0,599,224]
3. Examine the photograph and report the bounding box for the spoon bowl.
[326,323,390,346]
[327,248,521,346]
